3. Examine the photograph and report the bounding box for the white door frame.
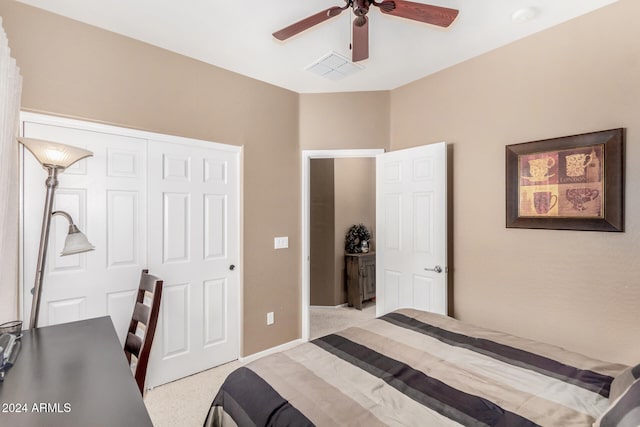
[301,149,384,341]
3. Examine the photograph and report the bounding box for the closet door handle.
[229,264,236,271]
[424,265,443,274]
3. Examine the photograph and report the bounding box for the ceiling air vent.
[305,52,363,81]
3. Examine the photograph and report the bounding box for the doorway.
[301,149,384,341]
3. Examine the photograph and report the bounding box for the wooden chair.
[124,269,163,394]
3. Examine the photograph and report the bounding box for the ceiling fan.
[272,0,459,62]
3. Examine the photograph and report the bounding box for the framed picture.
[506,128,624,231]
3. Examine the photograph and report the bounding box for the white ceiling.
[17,0,618,93]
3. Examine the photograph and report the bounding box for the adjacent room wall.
[390,0,640,365]
[334,158,376,303]
[310,158,335,306]
[309,157,376,307]
[0,0,300,356]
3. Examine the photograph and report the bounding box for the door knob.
[229,264,236,271]
[424,265,443,274]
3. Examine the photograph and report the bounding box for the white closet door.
[21,114,241,391]
[146,139,240,388]
[22,118,148,341]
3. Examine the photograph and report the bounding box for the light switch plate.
[274,236,288,249]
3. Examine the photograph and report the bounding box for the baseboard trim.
[310,303,348,309]
[239,338,304,364]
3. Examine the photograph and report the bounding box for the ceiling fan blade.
[273,6,345,41]
[376,0,459,27]
[352,17,369,62]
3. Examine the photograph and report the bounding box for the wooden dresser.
[345,252,376,310]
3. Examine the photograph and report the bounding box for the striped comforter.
[204,309,626,426]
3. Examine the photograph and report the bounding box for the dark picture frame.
[506,128,624,231]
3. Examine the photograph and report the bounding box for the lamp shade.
[60,224,95,256]
[18,137,93,169]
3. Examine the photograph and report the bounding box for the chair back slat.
[132,302,151,325]
[123,269,163,394]
[124,332,143,359]
[139,274,158,293]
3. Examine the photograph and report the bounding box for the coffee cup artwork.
[522,157,555,182]
[565,152,593,177]
[515,145,607,219]
[566,188,599,212]
[533,191,557,214]
[507,129,623,231]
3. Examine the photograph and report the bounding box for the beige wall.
[390,0,640,365]
[310,159,335,306]
[334,158,376,303]
[299,91,390,151]
[309,158,376,306]
[0,0,300,356]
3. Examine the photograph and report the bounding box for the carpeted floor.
[308,301,376,339]
[144,302,375,426]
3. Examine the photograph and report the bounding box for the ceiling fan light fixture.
[354,16,368,27]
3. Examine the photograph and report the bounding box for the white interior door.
[22,118,148,337]
[376,142,447,317]
[146,139,240,388]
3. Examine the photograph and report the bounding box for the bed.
[204,308,638,427]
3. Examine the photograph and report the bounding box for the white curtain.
[0,17,23,323]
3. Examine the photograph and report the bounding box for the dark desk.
[0,316,153,427]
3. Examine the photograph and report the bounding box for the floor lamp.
[19,137,96,329]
